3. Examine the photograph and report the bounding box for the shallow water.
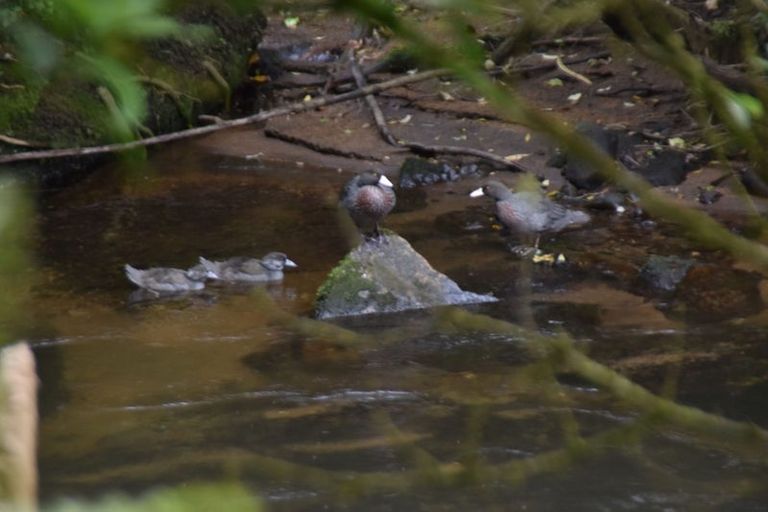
[30,143,768,510]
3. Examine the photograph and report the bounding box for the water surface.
[32,143,768,510]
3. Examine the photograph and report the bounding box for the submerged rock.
[398,157,479,189]
[673,265,763,322]
[556,123,705,191]
[560,122,620,191]
[315,233,496,318]
[639,254,694,292]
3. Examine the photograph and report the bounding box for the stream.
[31,142,768,511]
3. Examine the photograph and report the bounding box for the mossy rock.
[315,233,496,319]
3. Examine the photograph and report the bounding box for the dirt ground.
[193,4,768,226]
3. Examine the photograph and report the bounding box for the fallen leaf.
[546,78,564,87]
[668,137,686,149]
[399,114,412,124]
[283,16,300,28]
[567,92,582,104]
[533,253,556,264]
[503,153,530,162]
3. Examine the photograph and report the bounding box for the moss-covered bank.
[0,0,265,185]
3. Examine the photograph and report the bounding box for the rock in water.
[315,233,496,319]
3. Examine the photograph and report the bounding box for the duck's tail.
[198,257,220,277]
[124,264,143,287]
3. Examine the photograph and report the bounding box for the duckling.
[199,252,297,282]
[124,264,215,294]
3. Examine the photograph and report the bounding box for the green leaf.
[60,0,179,40]
[725,91,764,129]
[446,11,485,67]
[11,21,61,75]
[77,54,147,139]
[732,92,764,118]
[283,16,300,28]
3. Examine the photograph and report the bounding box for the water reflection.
[32,144,768,510]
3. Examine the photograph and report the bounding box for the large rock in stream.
[315,233,497,319]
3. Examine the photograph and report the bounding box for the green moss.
[13,75,111,147]
[711,19,736,39]
[0,64,44,138]
[0,87,41,138]
[0,0,265,155]
[315,255,376,304]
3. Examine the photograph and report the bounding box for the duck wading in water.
[470,180,590,251]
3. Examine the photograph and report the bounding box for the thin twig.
[137,75,200,125]
[264,127,385,161]
[323,48,354,95]
[350,58,398,145]
[596,85,682,97]
[553,56,592,84]
[403,141,529,171]
[198,114,225,124]
[273,58,401,90]
[513,50,611,75]
[97,86,154,139]
[202,60,231,112]
[532,36,604,46]
[0,135,44,148]
[0,68,449,165]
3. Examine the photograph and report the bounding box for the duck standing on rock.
[341,170,396,239]
[124,264,215,294]
[199,252,297,282]
[469,180,590,250]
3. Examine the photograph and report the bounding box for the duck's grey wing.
[542,198,590,231]
[164,270,192,286]
[340,177,357,203]
[239,258,267,274]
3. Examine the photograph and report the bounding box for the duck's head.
[357,170,394,189]
[469,181,513,201]
[261,252,298,272]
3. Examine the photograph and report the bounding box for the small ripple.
[264,488,319,502]
[29,335,115,348]
[109,390,303,412]
[105,389,419,413]
[308,390,420,403]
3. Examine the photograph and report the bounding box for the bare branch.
[0,69,449,165]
